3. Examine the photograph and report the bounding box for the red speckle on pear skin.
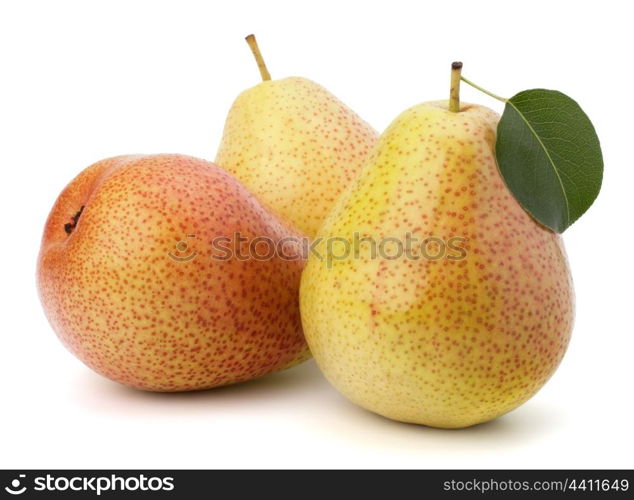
[37,154,309,392]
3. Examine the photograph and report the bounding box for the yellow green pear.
[215,35,378,238]
[300,65,574,428]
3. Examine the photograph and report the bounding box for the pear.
[300,71,574,428]
[215,35,378,238]
[38,154,309,391]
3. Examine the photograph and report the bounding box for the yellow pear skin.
[215,37,377,238]
[300,101,574,428]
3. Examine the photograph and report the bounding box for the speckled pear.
[215,35,378,238]
[38,154,309,391]
[300,97,574,428]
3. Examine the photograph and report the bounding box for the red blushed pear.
[37,154,309,391]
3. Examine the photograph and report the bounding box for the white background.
[1,0,632,469]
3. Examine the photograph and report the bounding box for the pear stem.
[245,34,271,81]
[449,62,463,112]
[460,76,508,103]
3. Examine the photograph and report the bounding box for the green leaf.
[495,89,603,232]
